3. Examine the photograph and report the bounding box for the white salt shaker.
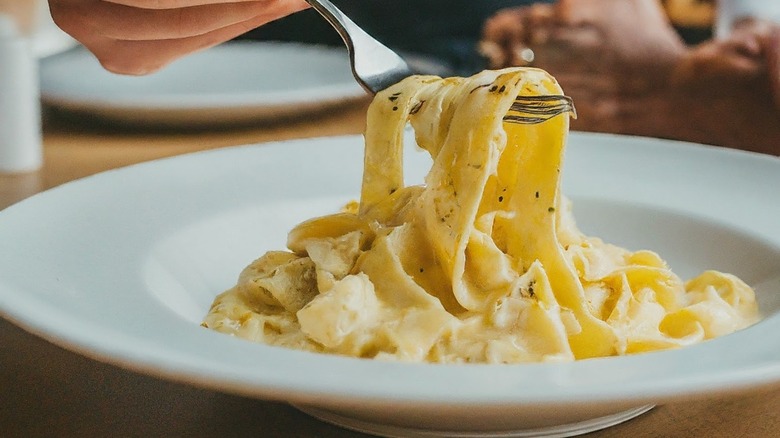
[0,13,42,173]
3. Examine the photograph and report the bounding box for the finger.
[483,10,520,44]
[553,0,596,25]
[480,9,527,68]
[525,4,554,46]
[84,9,298,74]
[104,0,276,9]
[62,0,305,41]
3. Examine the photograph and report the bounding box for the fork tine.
[503,95,576,125]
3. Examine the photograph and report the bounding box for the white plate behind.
[40,42,368,127]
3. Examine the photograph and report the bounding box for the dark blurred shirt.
[239,0,550,75]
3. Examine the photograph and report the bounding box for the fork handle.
[304,0,410,93]
[304,0,358,50]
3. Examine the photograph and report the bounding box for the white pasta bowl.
[0,132,778,437]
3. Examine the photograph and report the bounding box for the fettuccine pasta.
[203,68,758,363]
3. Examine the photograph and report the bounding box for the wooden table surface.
[0,106,778,438]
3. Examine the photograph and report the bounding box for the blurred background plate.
[39,41,370,128]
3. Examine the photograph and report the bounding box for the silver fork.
[304,0,412,94]
[304,0,574,123]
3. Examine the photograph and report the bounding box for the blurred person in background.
[482,0,780,154]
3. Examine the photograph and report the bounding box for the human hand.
[674,19,780,105]
[481,0,686,92]
[669,19,780,154]
[480,0,780,154]
[48,0,309,75]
